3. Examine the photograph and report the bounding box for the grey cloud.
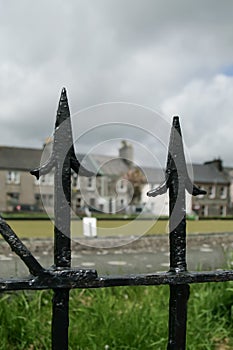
[0,1,233,166]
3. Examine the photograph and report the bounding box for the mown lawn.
[4,219,233,238]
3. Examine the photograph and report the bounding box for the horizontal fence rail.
[1,270,233,291]
[0,88,232,350]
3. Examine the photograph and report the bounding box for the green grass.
[3,219,233,239]
[0,283,232,349]
[5,220,54,238]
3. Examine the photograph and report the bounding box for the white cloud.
[162,74,233,165]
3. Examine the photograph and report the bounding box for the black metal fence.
[0,88,233,350]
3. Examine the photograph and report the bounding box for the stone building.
[190,159,230,217]
[0,146,42,211]
[0,145,230,218]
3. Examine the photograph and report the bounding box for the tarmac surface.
[0,232,233,277]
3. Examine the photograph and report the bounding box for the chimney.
[119,141,133,164]
[204,158,223,171]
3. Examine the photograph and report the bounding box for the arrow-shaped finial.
[30,87,94,179]
[147,116,206,198]
[55,87,69,127]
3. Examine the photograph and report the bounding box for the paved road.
[0,238,231,277]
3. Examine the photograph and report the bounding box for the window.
[86,177,95,190]
[35,194,40,199]
[76,197,81,204]
[201,205,208,217]
[89,198,95,208]
[41,194,46,205]
[6,171,20,184]
[7,192,19,207]
[99,204,104,212]
[48,194,53,207]
[208,185,215,198]
[120,198,125,206]
[219,205,226,216]
[35,193,40,202]
[39,174,53,185]
[72,174,78,188]
[117,179,127,192]
[220,186,227,199]
[41,194,54,207]
[7,192,19,200]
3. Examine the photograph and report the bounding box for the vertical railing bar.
[166,117,189,350]
[166,117,205,349]
[30,87,96,349]
[148,116,206,349]
[51,89,72,350]
[51,158,71,350]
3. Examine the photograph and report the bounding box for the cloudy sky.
[1,0,233,167]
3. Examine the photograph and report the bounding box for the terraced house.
[0,146,43,212]
[0,144,230,218]
[189,159,230,217]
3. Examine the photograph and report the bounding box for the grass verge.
[0,282,232,349]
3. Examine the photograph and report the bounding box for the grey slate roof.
[140,164,229,185]
[188,163,229,184]
[73,154,231,184]
[0,146,42,171]
[0,146,230,185]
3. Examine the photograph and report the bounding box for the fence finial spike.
[172,115,181,132]
[147,116,206,197]
[55,87,70,127]
[30,88,96,179]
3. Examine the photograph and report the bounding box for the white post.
[83,217,97,237]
